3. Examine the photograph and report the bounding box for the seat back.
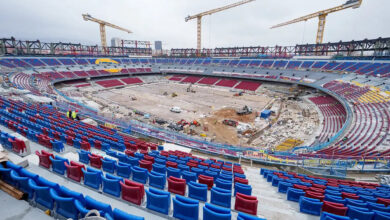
[145,188,171,215]
[173,195,199,220]
[234,192,258,215]
[203,203,231,220]
[102,174,122,197]
[188,181,208,202]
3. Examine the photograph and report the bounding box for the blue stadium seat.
[299,196,323,216]
[102,173,123,197]
[28,177,59,209]
[75,195,113,217]
[167,167,181,178]
[373,210,390,220]
[0,165,14,185]
[287,188,305,202]
[145,188,171,215]
[152,163,166,174]
[127,156,139,166]
[367,201,390,212]
[210,187,232,208]
[155,158,167,166]
[237,212,266,220]
[50,155,68,175]
[347,205,374,220]
[181,171,197,183]
[50,188,80,219]
[325,194,346,204]
[132,166,148,184]
[148,171,166,190]
[50,140,64,153]
[10,169,37,199]
[203,203,231,220]
[173,195,199,220]
[178,164,190,171]
[235,182,252,196]
[78,150,90,164]
[215,178,232,190]
[278,181,293,193]
[320,211,351,220]
[188,181,208,202]
[105,208,145,220]
[101,158,116,174]
[346,198,367,208]
[82,167,102,190]
[116,162,131,178]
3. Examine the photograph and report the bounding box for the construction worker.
[72,110,80,121]
[66,109,72,119]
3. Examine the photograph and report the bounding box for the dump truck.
[223,119,238,127]
[236,105,252,115]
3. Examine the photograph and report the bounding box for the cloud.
[0,0,388,49]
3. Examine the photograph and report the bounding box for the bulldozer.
[171,92,178,97]
[186,84,196,93]
[236,105,252,115]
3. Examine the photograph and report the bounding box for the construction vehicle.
[177,119,189,126]
[234,91,244,96]
[82,14,132,47]
[223,119,239,127]
[170,106,181,113]
[191,120,201,127]
[185,0,255,51]
[171,92,178,97]
[270,0,362,44]
[236,105,253,115]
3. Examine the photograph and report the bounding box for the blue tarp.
[261,110,271,119]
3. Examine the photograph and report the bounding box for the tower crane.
[185,0,255,51]
[270,0,362,44]
[82,13,132,47]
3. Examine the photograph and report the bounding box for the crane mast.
[271,0,362,44]
[185,0,255,51]
[82,14,132,47]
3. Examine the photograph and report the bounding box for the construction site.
[57,75,320,151]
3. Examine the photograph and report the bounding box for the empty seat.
[235,177,249,185]
[203,203,231,220]
[235,182,252,196]
[78,150,90,164]
[131,166,148,184]
[88,154,103,169]
[101,158,116,174]
[50,140,64,153]
[299,196,323,216]
[199,175,214,190]
[102,173,123,197]
[168,176,186,195]
[188,181,208,202]
[82,167,102,190]
[321,212,351,220]
[373,210,390,220]
[167,167,181,178]
[145,188,171,215]
[105,208,145,220]
[10,169,38,199]
[216,178,232,190]
[116,162,131,178]
[322,201,348,216]
[28,177,59,210]
[347,205,374,220]
[173,195,199,220]
[235,192,258,215]
[50,188,80,219]
[211,187,232,208]
[182,170,197,183]
[65,161,85,182]
[75,195,113,217]
[278,181,293,193]
[367,201,390,212]
[287,188,306,202]
[50,155,68,175]
[35,150,53,169]
[152,163,166,174]
[237,212,266,220]
[148,171,166,190]
[120,179,145,205]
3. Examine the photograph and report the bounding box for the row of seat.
[0,161,143,220]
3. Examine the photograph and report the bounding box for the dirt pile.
[213,108,256,123]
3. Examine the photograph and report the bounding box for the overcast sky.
[1,0,389,49]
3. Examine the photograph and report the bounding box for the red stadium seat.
[81,141,91,151]
[341,192,359,200]
[166,161,178,168]
[168,176,186,196]
[65,161,85,182]
[322,201,348,216]
[88,154,103,169]
[143,155,155,163]
[139,159,153,171]
[120,179,145,205]
[234,192,258,215]
[234,177,248,185]
[198,175,214,190]
[305,191,325,201]
[35,150,54,169]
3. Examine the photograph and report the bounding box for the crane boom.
[270,0,362,44]
[185,0,255,50]
[82,14,132,47]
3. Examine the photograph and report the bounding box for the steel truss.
[0,38,152,56]
[170,37,390,57]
